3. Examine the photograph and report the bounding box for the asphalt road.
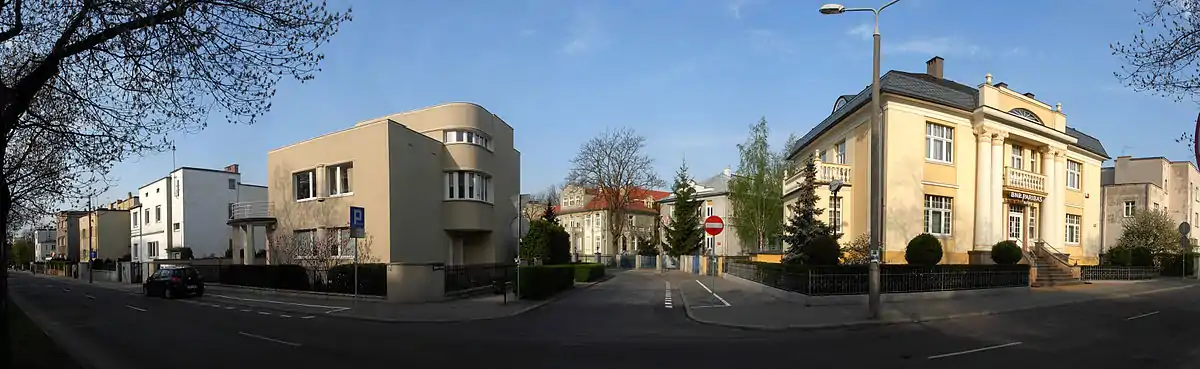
[9,271,1200,369]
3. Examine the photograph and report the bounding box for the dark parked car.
[143,266,204,298]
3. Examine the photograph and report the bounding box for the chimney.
[995,82,1008,89]
[925,56,944,79]
[224,164,239,173]
[1023,92,1035,99]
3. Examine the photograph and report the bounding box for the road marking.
[125,305,147,312]
[1126,311,1161,321]
[279,314,292,318]
[238,331,301,347]
[928,342,1022,360]
[300,316,315,319]
[694,280,731,307]
[62,288,70,292]
[84,294,95,300]
[241,309,252,312]
[225,307,235,310]
[210,294,349,313]
[258,311,271,315]
[690,305,729,309]
[664,281,673,309]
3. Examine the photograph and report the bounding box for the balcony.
[1004,167,1046,194]
[227,201,276,225]
[784,161,853,194]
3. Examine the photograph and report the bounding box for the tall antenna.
[170,141,177,169]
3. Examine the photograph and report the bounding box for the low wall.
[721,272,1030,307]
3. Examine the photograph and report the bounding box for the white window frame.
[828,196,843,235]
[294,229,316,257]
[1066,160,1082,190]
[705,201,714,217]
[923,195,953,236]
[328,228,352,258]
[1065,214,1081,244]
[1123,201,1136,218]
[1011,144,1024,170]
[294,170,316,201]
[444,171,494,203]
[925,123,954,164]
[327,163,353,196]
[155,205,162,223]
[443,129,495,151]
[834,140,847,164]
[147,241,158,257]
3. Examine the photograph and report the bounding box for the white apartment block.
[130,164,267,261]
[34,227,55,260]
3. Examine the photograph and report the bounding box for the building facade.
[34,227,55,261]
[132,164,267,261]
[1099,156,1200,251]
[78,209,131,261]
[557,185,669,257]
[259,102,520,302]
[55,211,87,261]
[787,56,1109,265]
[659,169,749,256]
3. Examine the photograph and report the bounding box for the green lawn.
[8,302,84,369]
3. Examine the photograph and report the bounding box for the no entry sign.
[704,215,724,236]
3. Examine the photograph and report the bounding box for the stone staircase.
[1030,241,1083,287]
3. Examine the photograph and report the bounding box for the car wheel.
[142,286,150,297]
[164,288,174,299]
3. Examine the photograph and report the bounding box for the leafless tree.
[0,0,351,348]
[1112,0,1200,101]
[269,231,378,288]
[566,128,664,255]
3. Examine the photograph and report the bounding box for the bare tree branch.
[1113,0,1200,101]
[565,128,664,254]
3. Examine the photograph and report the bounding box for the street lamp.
[819,0,900,320]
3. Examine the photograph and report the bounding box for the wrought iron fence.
[1080,266,1158,281]
[444,263,516,294]
[726,262,1030,296]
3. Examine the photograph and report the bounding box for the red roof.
[553,187,671,214]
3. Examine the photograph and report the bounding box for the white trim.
[885,101,974,128]
[1066,203,1085,209]
[974,106,1076,144]
[921,181,959,189]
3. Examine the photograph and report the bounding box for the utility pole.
[88,195,94,284]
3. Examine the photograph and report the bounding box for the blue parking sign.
[349,206,365,238]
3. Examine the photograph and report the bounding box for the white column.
[973,127,993,249]
[1052,151,1067,247]
[1040,147,1056,247]
[990,132,1009,245]
[241,225,252,266]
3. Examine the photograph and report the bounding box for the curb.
[24,273,140,294]
[9,291,130,369]
[681,282,1197,331]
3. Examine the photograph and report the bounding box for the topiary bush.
[802,235,841,266]
[905,233,943,266]
[991,240,1022,265]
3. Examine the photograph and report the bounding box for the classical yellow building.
[785,56,1109,265]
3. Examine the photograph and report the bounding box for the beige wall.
[659,195,746,256]
[1101,157,1200,252]
[267,102,520,302]
[78,210,132,261]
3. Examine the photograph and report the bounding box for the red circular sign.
[704,215,724,236]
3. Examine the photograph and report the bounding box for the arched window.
[833,97,849,113]
[1008,108,1042,124]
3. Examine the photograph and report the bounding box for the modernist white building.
[130,164,267,261]
[34,227,55,260]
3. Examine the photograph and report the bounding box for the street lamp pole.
[819,0,899,320]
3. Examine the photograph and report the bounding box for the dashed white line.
[258,311,272,315]
[238,331,301,347]
[241,309,252,312]
[927,342,1023,360]
[85,294,96,300]
[1125,311,1161,321]
[300,316,315,319]
[125,305,147,312]
[224,307,235,310]
[664,281,673,309]
[279,314,292,318]
[694,279,731,307]
[62,288,71,292]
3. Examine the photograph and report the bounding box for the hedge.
[326,263,387,296]
[218,264,311,291]
[516,265,575,300]
[572,263,605,282]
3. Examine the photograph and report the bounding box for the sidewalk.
[678,273,1200,330]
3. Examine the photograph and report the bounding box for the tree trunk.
[1,177,11,362]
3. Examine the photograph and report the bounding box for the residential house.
[133,164,267,262]
[248,102,520,302]
[78,208,131,262]
[55,211,87,261]
[786,56,1109,265]
[1099,156,1200,252]
[659,168,750,256]
[34,227,55,261]
[557,184,670,257]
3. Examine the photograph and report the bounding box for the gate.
[691,255,700,274]
[129,262,144,283]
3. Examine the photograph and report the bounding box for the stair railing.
[1035,240,1081,279]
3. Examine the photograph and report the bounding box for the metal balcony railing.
[1004,167,1046,194]
[229,201,274,220]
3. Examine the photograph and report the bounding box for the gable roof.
[659,171,732,203]
[554,187,672,215]
[788,70,1109,160]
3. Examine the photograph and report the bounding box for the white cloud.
[847,24,873,41]
[560,7,607,55]
[890,37,984,57]
[728,0,748,20]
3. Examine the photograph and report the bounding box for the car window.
[169,269,183,277]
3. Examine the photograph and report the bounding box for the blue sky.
[96,0,1198,204]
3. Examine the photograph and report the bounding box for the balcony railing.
[1004,167,1046,194]
[229,201,275,220]
[784,161,853,194]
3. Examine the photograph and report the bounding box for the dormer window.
[1008,108,1043,124]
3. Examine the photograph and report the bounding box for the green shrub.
[572,263,605,282]
[521,220,572,265]
[803,235,841,266]
[516,265,575,300]
[1160,252,1199,276]
[991,241,1022,265]
[326,263,387,296]
[905,233,943,266]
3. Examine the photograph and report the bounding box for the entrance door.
[1008,204,1025,248]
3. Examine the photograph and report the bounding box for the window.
[1029,206,1038,240]
[228,178,236,190]
[1066,160,1082,190]
[144,209,150,224]
[834,140,847,164]
[628,215,635,227]
[925,123,953,163]
[155,205,161,222]
[227,203,234,219]
[294,230,316,256]
[294,170,316,200]
[585,214,592,228]
[329,228,351,257]
[819,149,828,163]
[326,163,353,196]
[1011,144,1024,170]
[443,129,494,150]
[444,171,494,202]
[828,196,843,235]
[1008,108,1043,124]
[148,241,158,257]
[705,235,715,253]
[131,213,138,227]
[705,201,714,217]
[1065,214,1081,244]
[1123,201,1136,217]
[173,222,180,231]
[1154,202,1160,210]
[923,195,953,236]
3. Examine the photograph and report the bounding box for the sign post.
[1181,222,1191,281]
[349,206,365,298]
[704,215,724,292]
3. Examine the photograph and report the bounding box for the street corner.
[193,290,353,317]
